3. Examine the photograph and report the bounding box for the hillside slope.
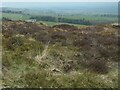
[2,21,119,88]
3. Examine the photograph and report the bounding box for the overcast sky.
[1,0,119,2]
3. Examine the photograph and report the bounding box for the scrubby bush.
[34,31,50,43]
[50,32,67,45]
[73,35,92,47]
[88,59,108,74]
[2,21,118,88]
[3,37,24,50]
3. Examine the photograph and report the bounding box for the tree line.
[30,16,92,25]
[2,10,23,14]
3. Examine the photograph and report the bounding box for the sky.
[1,0,119,2]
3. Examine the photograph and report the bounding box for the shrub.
[50,32,67,45]
[4,37,24,50]
[34,32,50,43]
[88,59,108,74]
[73,35,92,47]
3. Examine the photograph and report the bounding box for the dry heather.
[2,21,119,88]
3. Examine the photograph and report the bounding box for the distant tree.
[30,16,92,25]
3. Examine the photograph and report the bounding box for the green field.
[2,12,117,26]
[2,13,30,20]
[2,13,87,26]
